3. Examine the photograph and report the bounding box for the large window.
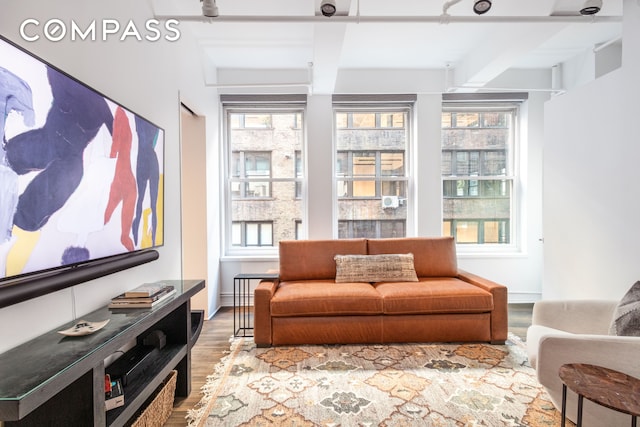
[441,103,518,245]
[334,102,412,239]
[223,97,305,252]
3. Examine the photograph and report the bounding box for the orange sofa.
[254,237,508,347]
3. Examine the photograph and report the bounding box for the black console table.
[233,273,279,337]
[0,279,205,427]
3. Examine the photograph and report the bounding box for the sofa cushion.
[374,278,493,315]
[279,239,368,281]
[334,253,418,283]
[609,281,640,336]
[367,237,458,277]
[271,280,383,316]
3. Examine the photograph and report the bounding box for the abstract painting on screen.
[0,36,164,281]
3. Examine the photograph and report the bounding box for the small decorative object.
[58,319,110,336]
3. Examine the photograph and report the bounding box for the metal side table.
[233,273,279,337]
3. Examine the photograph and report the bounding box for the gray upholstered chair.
[526,299,640,427]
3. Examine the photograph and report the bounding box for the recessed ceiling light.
[320,0,337,17]
[201,0,219,17]
[473,0,492,15]
[580,0,603,15]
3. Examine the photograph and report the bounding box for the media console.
[0,279,205,426]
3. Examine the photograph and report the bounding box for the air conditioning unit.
[381,195,399,209]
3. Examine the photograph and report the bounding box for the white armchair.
[526,300,640,427]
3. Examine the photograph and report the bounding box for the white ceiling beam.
[311,22,348,94]
[450,22,568,89]
[309,0,352,94]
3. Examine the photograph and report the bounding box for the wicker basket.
[130,370,177,427]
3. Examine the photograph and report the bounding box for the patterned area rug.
[187,335,564,426]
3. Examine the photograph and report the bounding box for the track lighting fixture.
[201,0,219,17]
[320,0,337,17]
[579,0,602,15]
[473,0,492,15]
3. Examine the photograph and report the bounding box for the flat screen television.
[0,35,164,306]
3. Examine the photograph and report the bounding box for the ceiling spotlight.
[473,0,492,15]
[320,0,337,17]
[580,0,602,15]
[201,0,219,17]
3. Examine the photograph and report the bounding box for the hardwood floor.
[165,307,234,426]
[165,303,533,426]
[508,302,534,341]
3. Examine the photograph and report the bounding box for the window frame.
[441,101,522,253]
[336,150,407,199]
[222,99,306,256]
[332,101,414,239]
[231,150,273,199]
[231,221,274,247]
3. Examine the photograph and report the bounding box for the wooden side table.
[233,273,279,337]
[559,363,640,427]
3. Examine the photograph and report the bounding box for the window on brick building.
[333,96,414,239]
[222,96,306,253]
[231,221,273,247]
[441,101,520,245]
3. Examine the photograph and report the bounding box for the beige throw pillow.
[334,253,419,283]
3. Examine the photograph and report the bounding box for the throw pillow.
[609,281,640,336]
[334,253,419,283]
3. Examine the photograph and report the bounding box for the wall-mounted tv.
[0,35,164,306]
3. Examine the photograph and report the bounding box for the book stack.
[109,282,176,309]
[105,374,124,411]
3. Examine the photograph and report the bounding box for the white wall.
[306,95,335,239]
[0,0,216,352]
[180,107,209,317]
[414,94,446,237]
[457,91,546,302]
[542,0,640,300]
[204,102,222,314]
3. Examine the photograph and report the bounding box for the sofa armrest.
[254,277,279,347]
[456,269,508,343]
[532,300,618,335]
[536,334,640,403]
